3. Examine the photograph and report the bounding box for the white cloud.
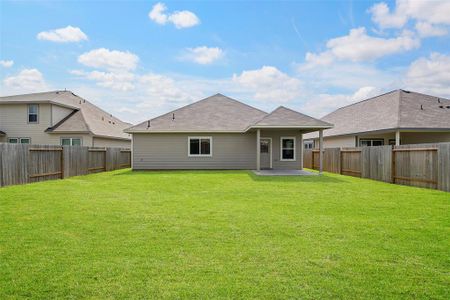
[78,48,139,71]
[37,26,88,43]
[181,46,223,64]
[148,2,200,29]
[0,60,14,68]
[301,86,383,117]
[297,61,398,91]
[415,22,448,37]
[404,52,450,96]
[149,2,168,24]
[304,27,419,66]
[368,2,407,29]
[2,69,48,93]
[369,1,450,29]
[232,66,302,102]
[70,70,135,91]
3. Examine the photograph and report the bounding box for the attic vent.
[439,105,444,109]
[403,90,411,93]
[79,100,81,104]
[438,98,441,103]
[447,106,450,109]
[102,117,104,121]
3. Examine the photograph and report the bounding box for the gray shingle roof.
[126,94,332,133]
[126,94,268,132]
[304,89,450,139]
[0,91,131,140]
[250,106,332,129]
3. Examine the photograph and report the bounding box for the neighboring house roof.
[0,91,131,140]
[304,89,450,139]
[126,93,332,133]
[0,130,5,136]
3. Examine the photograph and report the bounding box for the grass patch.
[1,170,449,298]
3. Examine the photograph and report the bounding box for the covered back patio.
[245,106,333,174]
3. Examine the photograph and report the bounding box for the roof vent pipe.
[147,120,151,128]
[420,105,423,110]
[172,113,175,121]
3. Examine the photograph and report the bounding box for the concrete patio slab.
[252,169,318,176]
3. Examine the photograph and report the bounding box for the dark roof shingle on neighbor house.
[0,91,131,140]
[125,93,332,133]
[305,89,450,139]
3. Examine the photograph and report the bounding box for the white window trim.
[280,136,296,161]
[359,138,384,147]
[188,136,213,157]
[304,140,314,150]
[8,137,31,144]
[61,137,83,146]
[27,104,39,124]
[260,137,272,169]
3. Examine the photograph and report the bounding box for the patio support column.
[299,132,303,170]
[256,129,261,171]
[395,130,401,146]
[319,129,324,174]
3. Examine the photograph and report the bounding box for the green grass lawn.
[1,170,449,299]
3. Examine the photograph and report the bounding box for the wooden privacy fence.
[304,143,450,192]
[0,143,131,187]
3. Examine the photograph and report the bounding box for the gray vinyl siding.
[133,133,257,169]
[132,130,304,170]
[261,130,303,170]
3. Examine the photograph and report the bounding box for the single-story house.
[125,94,333,171]
[0,90,131,147]
[304,89,450,148]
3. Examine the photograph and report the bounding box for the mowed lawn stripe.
[1,170,449,299]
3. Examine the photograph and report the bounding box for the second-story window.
[28,104,39,123]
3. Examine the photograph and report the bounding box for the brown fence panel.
[0,143,29,186]
[341,148,361,177]
[119,150,132,168]
[361,145,392,182]
[393,144,438,189]
[324,148,341,173]
[303,149,312,169]
[0,143,131,187]
[28,145,63,183]
[438,143,450,192]
[88,148,106,173]
[64,146,89,178]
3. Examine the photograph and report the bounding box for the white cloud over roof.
[37,26,88,43]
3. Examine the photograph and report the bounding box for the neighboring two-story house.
[304,90,450,148]
[0,90,131,147]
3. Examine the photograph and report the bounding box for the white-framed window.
[359,139,384,147]
[280,137,296,161]
[188,136,212,157]
[304,140,314,149]
[61,137,82,146]
[28,104,39,123]
[8,137,31,144]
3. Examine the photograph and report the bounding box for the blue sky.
[1,0,449,123]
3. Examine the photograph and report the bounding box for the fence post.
[391,145,396,184]
[60,146,64,179]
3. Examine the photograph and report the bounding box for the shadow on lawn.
[113,169,346,184]
[246,171,346,183]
